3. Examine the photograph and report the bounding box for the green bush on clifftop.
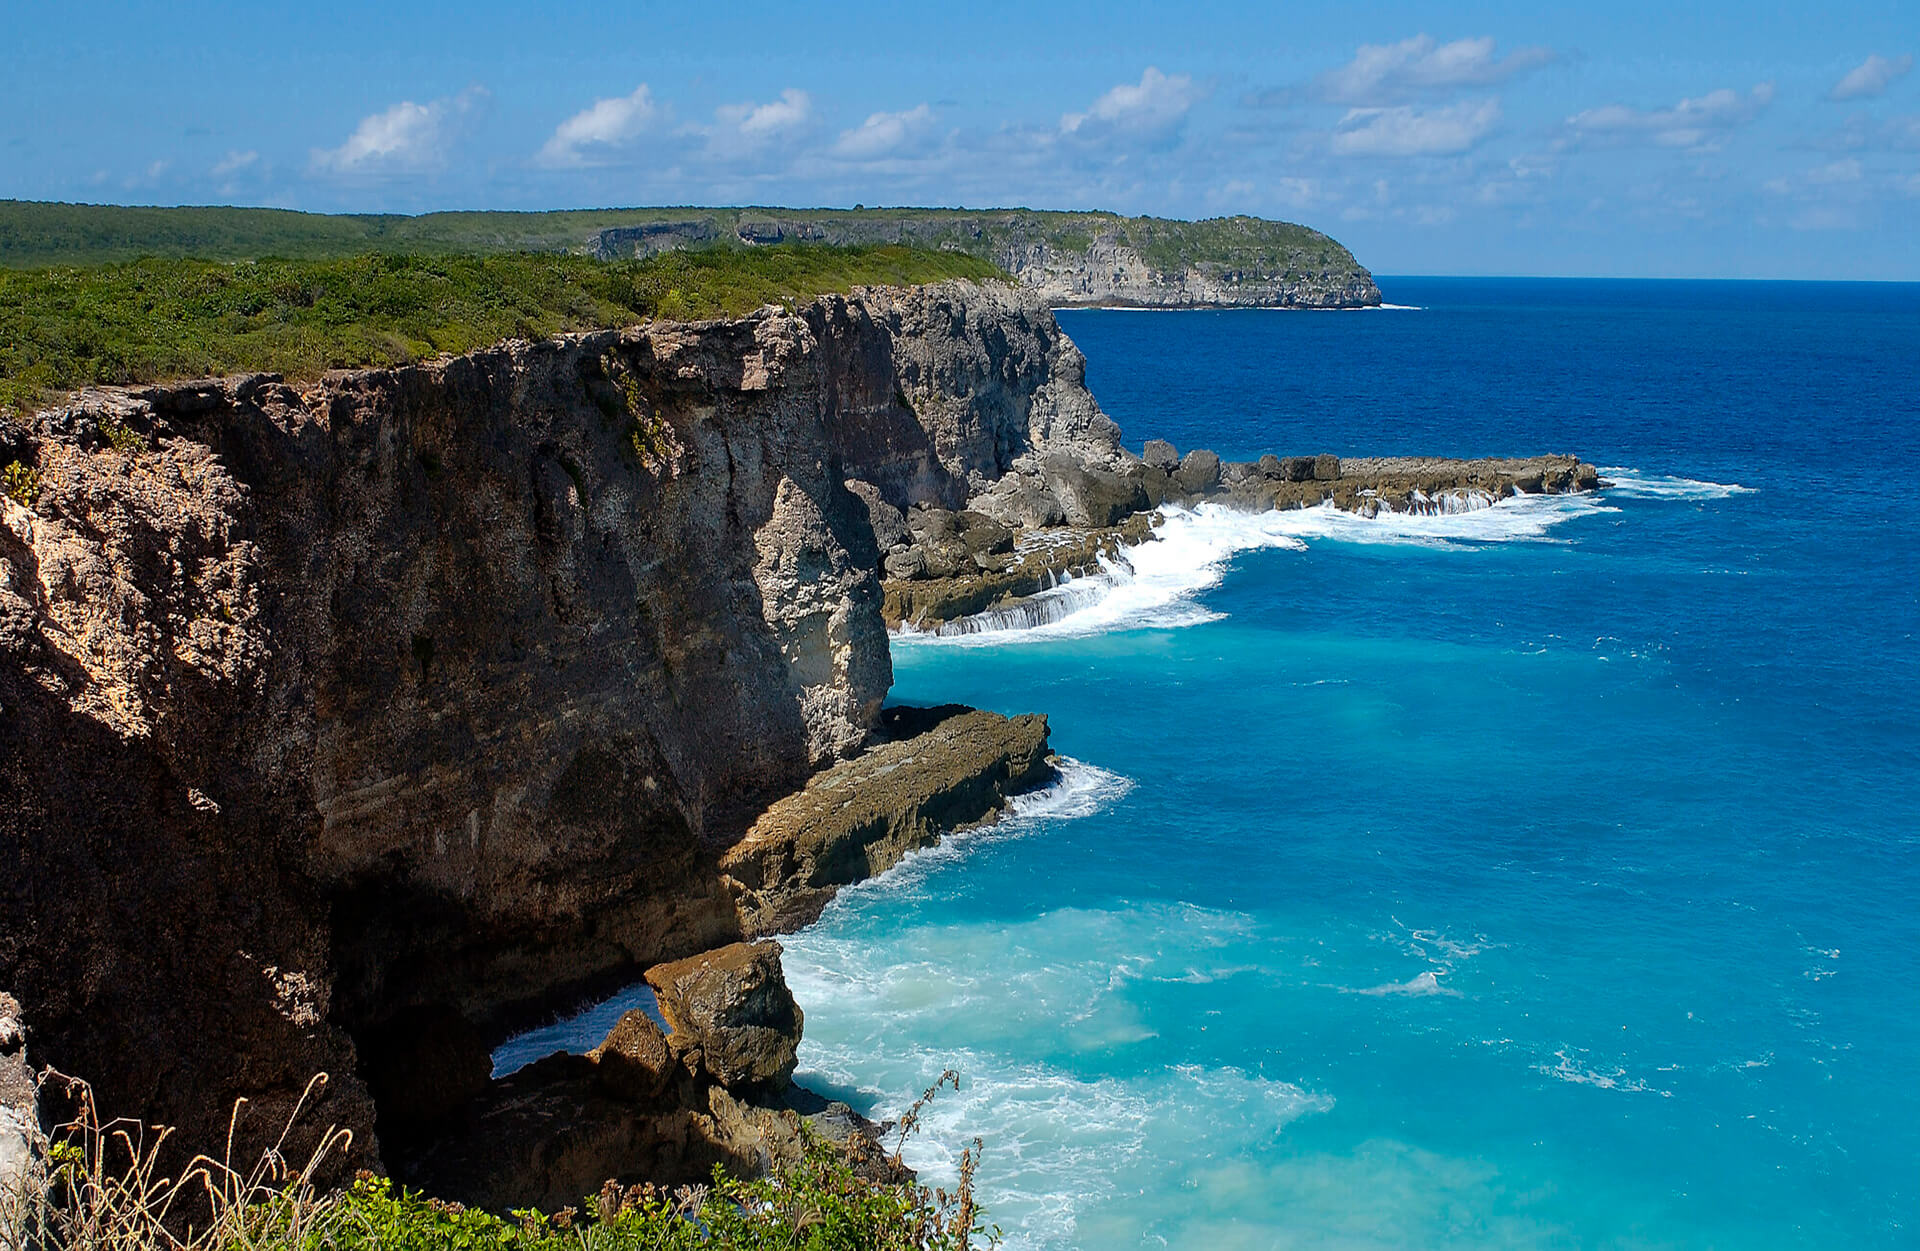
[0,246,1000,415]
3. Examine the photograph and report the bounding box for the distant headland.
[0,200,1382,310]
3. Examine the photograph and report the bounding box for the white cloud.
[718,88,813,140]
[832,104,934,160]
[1062,68,1201,143]
[1332,98,1502,157]
[211,150,257,177]
[1562,83,1774,151]
[1829,54,1913,102]
[1320,35,1553,105]
[1764,158,1864,195]
[539,85,658,167]
[312,87,486,174]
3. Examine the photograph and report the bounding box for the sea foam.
[485,758,1130,1075]
[904,491,1611,644]
[1598,467,1757,499]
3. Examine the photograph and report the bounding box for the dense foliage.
[0,246,998,413]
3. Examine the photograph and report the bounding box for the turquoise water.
[778,282,1920,1248]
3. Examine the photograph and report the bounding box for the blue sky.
[5,1,1917,278]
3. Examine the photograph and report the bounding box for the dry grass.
[3,1073,348,1251]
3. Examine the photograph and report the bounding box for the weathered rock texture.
[0,281,1084,1179]
[722,706,1055,934]
[644,943,801,1095]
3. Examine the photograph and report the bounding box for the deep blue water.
[502,279,1920,1248]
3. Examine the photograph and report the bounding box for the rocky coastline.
[0,278,1596,1211]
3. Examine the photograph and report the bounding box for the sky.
[4,1,1917,279]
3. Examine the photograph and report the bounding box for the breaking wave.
[1599,467,1757,500]
[903,490,1611,644]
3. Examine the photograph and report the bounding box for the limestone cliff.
[0,280,1092,1175]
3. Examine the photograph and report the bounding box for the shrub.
[3,460,39,507]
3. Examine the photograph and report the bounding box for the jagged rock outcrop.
[0,280,1087,1181]
[644,943,801,1095]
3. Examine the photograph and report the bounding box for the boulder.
[1258,453,1285,480]
[1313,453,1342,481]
[882,547,927,580]
[906,505,958,542]
[645,942,802,1094]
[588,1008,677,1104]
[723,707,1055,932]
[845,479,909,552]
[957,511,1014,556]
[1281,456,1317,482]
[969,471,1066,529]
[1142,439,1180,471]
[1221,460,1260,487]
[920,537,971,579]
[1042,452,1149,527]
[1174,449,1222,495]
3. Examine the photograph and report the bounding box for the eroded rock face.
[0,280,1098,1178]
[644,942,802,1094]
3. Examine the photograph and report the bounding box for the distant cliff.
[0,201,1381,310]
[589,210,1382,309]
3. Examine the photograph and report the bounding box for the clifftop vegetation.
[0,200,1361,279]
[0,246,998,415]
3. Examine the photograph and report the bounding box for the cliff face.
[0,281,1097,1171]
[996,237,1381,309]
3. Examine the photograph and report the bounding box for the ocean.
[507,279,1920,1248]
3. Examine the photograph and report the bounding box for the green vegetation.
[0,246,998,414]
[0,200,1363,285]
[3,459,40,505]
[5,1074,996,1250]
[325,1142,991,1251]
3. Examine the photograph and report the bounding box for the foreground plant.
[1,1071,996,1251]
